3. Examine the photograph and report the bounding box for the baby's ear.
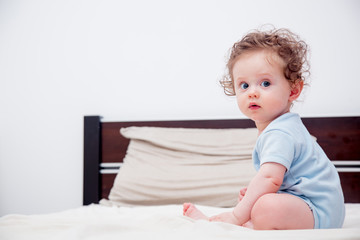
[289,80,304,101]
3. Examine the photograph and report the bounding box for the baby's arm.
[232,162,286,224]
[210,162,286,225]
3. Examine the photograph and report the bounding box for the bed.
[1,115,360,239]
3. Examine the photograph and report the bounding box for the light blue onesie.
[252,112,345,229]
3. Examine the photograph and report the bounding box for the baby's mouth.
[249,103,260,110]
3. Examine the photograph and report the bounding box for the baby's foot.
[242,220,254,229]
[183,203,209,220]
[209,211,240,225]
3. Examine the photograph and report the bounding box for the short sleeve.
[257,130,295,170]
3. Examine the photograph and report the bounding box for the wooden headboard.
[83,116,360,205]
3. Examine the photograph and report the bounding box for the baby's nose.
[248,87,259,98]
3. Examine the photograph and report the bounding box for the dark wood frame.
[83,115,360,205]
[83,116,102,205]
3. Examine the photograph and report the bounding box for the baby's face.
[232,50,295,129]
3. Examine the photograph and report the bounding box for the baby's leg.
[250,193,314,230]
[183,203,253,228]
[183,203,209,220]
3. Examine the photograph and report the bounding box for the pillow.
[101,126,258,208]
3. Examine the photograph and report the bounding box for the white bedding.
[1,204,360,240]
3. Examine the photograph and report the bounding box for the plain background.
[1,0,359,216]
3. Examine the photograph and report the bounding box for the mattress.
[1,204,359,240]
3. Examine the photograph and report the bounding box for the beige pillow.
[103,126,258,208]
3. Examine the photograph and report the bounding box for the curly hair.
[220,27,310,96]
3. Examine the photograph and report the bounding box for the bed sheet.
[1,204,359,240]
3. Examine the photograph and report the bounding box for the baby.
[183,27,345,230]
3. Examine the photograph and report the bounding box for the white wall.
[0,0,359,216]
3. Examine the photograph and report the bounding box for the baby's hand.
[209,212,240,225]
[238,187,247,202]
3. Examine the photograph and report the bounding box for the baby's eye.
[261,81,271,87]
[240,82,249,89]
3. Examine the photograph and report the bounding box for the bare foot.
[183,203,209,220]
[242,220,254,229]
[209,211,240,225]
